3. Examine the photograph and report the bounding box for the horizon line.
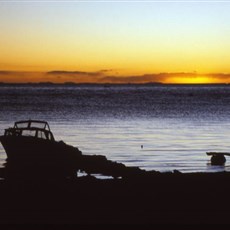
[0,81,230,85]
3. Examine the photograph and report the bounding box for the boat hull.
[0,136,82,178]
[0,136,80,159]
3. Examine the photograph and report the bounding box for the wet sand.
[0,171,230,225]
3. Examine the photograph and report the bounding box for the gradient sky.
[1,1,230,83]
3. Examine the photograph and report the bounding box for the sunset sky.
[0,1,230,83]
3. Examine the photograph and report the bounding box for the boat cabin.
[4,120,55,141]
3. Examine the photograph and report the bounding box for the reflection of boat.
[0,120,81,161]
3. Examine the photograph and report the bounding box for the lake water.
[1,84,230,173]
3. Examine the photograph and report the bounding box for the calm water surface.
[1,84,230,173]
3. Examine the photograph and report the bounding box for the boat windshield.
[4,120,55,141]
[14,120,50,131]
[5,128,54,141]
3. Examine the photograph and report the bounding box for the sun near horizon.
[1,1,230,84]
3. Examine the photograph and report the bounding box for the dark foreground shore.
[0,171,230,225]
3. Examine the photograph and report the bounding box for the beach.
[0,170,230,225]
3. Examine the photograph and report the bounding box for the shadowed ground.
[0,171,230,225]
[0,139,229,225]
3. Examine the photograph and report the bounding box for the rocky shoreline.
[0,145,230,225]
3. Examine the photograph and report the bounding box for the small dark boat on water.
[206,152,230,165]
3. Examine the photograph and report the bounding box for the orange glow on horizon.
[164,76,219,84]
[0,71,230,84]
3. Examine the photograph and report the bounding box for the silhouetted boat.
[0,120,82,162]
[0,120,148,179]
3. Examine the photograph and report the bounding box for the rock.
[211,154,226,165]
